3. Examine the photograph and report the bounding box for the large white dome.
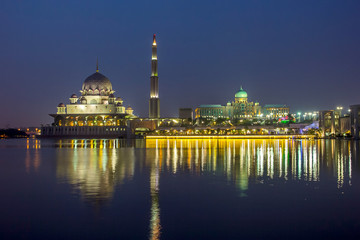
[81,72,112,95]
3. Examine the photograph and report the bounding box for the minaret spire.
[153,34,157,46]
[96,58,99,72]
[149,34,160,118]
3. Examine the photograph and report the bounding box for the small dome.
[116,97,123,101]
[127,106,132,110]
[116,102,122,106]
[235,87,248,98]
[58,103,65,107]
[82,72,112,94]
[80,97,87,104]
[109,94,115,98]
[70,94,78,98]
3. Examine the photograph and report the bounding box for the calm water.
[0,138,360,239]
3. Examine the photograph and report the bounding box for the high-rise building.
[179,108,194,120]
[149,34,160,118]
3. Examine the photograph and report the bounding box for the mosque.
[41,64,136,137]
[42,35,160,137]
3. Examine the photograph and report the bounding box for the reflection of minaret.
[149,34,160,118]
[149,145,161,239]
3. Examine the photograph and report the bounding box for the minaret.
[149,34,160,118]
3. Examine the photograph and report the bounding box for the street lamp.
[337,106,343,117]
[312,113,316,120]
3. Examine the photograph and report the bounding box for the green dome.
[235,87,247,98]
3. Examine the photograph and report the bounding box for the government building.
[195,87,289,120]
[41,64,136,137]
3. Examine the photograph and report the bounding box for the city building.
[318,105,360,138]
[262,104,290,118]
[319,110,341,137]
[195,87,286,120]
[41,63,136,137]
[195,105,223,119]
[340,116,350,135]
[179,108,193,120]
[350,104,360,139]
[149,34,160,119]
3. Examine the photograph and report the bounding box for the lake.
[0,138,359,239]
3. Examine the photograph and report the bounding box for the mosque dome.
[58,103,65,107]
[70,94,78,98]
[80,96,87,104]
[116,97,123,101]
[235,87,248,98]
[127,106,132,110]
[82,72,112,94]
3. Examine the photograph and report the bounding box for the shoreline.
[146,135,315,139]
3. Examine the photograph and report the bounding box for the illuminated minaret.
[149,34,160,118]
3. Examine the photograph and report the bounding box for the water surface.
[0,138,359,239]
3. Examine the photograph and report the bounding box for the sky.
[1,0,360,127]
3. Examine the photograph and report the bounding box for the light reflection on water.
[21,138,357,239]
[23,139,354,193]
[146,139,352,189]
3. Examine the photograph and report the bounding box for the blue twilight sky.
[1,0,360,127]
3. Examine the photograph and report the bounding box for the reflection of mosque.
[55,140,136,204]
[24,139,357,239]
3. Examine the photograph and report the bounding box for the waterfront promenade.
[146,134,315,139]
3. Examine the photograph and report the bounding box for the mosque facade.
[41,63,136,137]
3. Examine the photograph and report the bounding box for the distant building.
[340,116,350,135]
[195,87,286,120]
[350,104,360,139]
[262,104,290,118]
[195,105,223,119]
[319,110,341,136]
[179,108,193,120]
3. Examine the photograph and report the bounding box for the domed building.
[42,66,137,137]
[235,87,248,100]
[195,86,290,121]
[195,86,261,120]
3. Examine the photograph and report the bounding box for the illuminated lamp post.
[336,106,343,117]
